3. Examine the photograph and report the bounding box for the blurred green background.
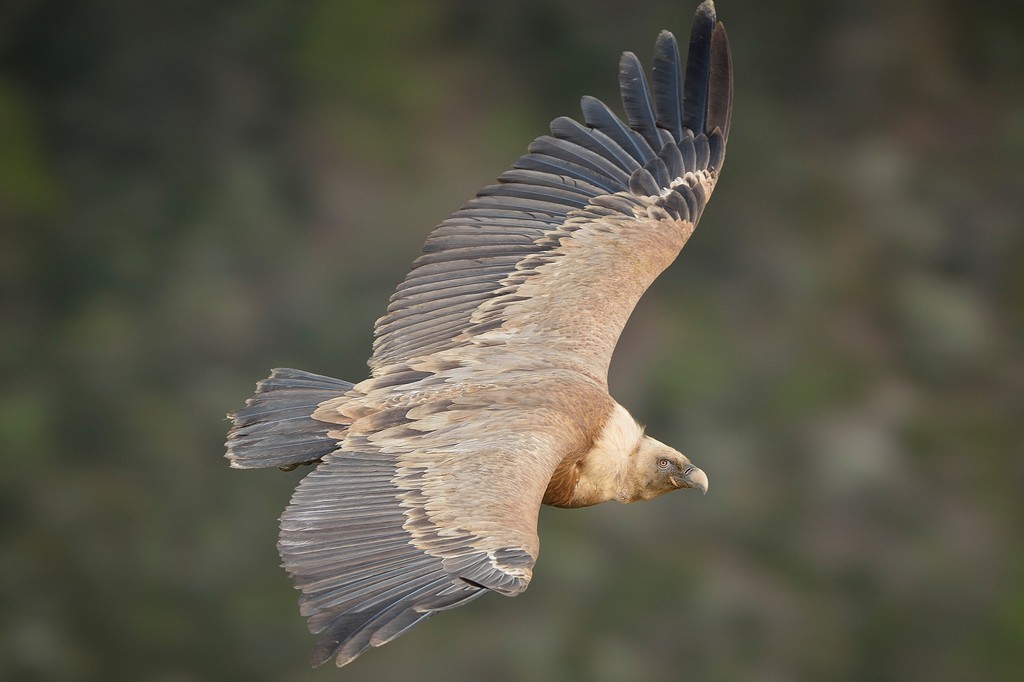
[3,0,1023,680]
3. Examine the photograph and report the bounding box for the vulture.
[226,0,732,668]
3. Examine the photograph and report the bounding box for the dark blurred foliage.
[3,0,1023,679]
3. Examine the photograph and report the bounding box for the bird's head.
[628,435,708,501]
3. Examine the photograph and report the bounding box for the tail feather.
[226,368,354,470]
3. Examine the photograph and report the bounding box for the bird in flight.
[227,0,731,668]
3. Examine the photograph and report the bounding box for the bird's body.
[227,0,731,667]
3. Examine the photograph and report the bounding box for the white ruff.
[575,403,643,503]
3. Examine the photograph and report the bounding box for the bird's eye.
[657,458,670,470]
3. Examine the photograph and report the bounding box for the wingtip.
[618,49,640,73]
[697,0,716,20]
[681,0,718,136]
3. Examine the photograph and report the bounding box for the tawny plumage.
[226,0,731,668]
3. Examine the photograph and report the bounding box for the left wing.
[369,1,732,384]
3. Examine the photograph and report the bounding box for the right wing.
[279,376,609,667]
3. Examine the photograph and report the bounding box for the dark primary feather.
[497,166,611,197]
[511,153,620,194]
[528,135,634,186]
[653,30,684,141]
[480,178,593,207]
[549,116,640,174]
[619,51,663,151]
[580,95,656,164]
[681,0,717,135]
[707,21,733,139]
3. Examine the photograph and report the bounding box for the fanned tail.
[225,368,354,470]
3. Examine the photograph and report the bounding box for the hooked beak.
[677,465,708,495]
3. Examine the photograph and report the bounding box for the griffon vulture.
[227,0,732,667]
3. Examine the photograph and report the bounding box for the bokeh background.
[3,0,1023,680]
